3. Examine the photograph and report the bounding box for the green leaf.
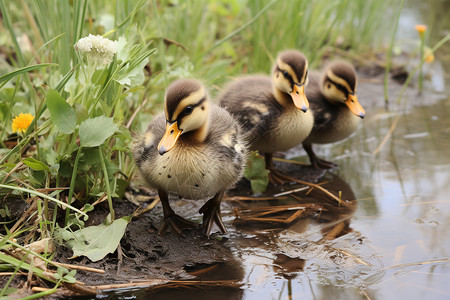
[0,63,58,87]
[79,116,118,147]
[46,89,77,134]
[23,157,50,171]
[61,216,131,262]
[74,103,88,124]
[244,151,269,194]
[63,269,77,283]
[250,176,269,194]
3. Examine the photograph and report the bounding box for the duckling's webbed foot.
[159,214,197,235]
[199,190,227,237]
[303,142,337,169]
[158,189,197,235]
[311,157,337,169]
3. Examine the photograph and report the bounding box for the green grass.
[0,0,398,296]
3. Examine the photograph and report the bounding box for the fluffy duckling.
[133,79,247,236]
[302,61,365,169]
[219,50,314,184]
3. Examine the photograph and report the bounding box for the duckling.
[219,50,314,184]
[133,79,248,236]
[302,61,365,169]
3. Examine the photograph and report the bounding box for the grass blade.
[0,184,87,217]
[0,63,58,87]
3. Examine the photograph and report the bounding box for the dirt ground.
[54,161,326,286]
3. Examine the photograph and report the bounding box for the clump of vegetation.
[0,0,408,297]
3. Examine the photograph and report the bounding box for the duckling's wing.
[207,105,248,160]
[219,76,283,144]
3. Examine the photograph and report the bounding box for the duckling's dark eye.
[184,105,193,115]
[282,70,289,78]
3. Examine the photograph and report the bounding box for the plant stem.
[98,147,115,221]
[384,0,404,104]
[65,146,84,225]
[418,34,425,94]
[0,184,86,217]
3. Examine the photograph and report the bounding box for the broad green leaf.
[244,151,269,194]
[46,89,77,134]
[23,157,50,172]
[116,55,149,86]
[79,116,118,147]
[62,216,131,262]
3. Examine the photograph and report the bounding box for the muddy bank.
[53,161,327,287]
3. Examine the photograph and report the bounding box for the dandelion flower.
[12,113,34,133]
[74,34,117,65]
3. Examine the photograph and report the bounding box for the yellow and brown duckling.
[133,79,248,236]
[219,50,314,184]
[302,61,365,169]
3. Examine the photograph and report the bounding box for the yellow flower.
[415,24,427,39]
[415,24,427,33]
[12,113,34,133]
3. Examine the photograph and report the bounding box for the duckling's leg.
[158,189,197,235]
[199,190,227,237]
[265,153,299,185]
[303,142,337,169]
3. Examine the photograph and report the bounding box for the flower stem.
[418,34,425,93]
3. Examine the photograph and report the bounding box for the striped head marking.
[159,79,209,155]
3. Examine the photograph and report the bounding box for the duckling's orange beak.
[346,93,365,118]
[290,84,309,112]
[158,121,182,155]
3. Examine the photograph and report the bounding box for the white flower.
[74,34,117,65]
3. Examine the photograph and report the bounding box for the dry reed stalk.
[35,187,69,192]
[187,264,218,276]
[239,208,304,224]
[360,288,372,300]
[383,258,450,270]
[90,194,108,207]
[126,98,148,129]
[336,249,373,267]
[224,195,288,201]
[10,197,38,233]
[274,186,309,197]
[1,161,24,184]
[373,114,400,155]
[53,262,105,274]
[323,221,346,240]
[135,198,160,216]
